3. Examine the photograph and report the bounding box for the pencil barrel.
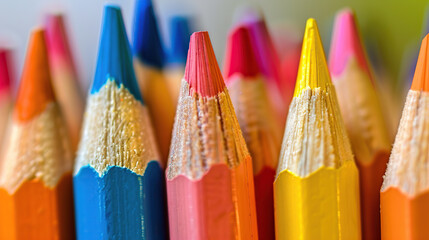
[381,188,429,240]
[167,158,258,240]
[274,161,361,240]
[73,161,168,239]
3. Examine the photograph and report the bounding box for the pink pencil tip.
[329,8,371,78]
[184,31,225,97]
[224,26,260,80]
[0,49,13,92]
[45,13,76,70]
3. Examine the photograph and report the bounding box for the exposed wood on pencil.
[0,29,74,240]
[132,0,175,164]
[73,6,168,240]
[225,25,281,240]
[166,31,258,240]
[274,18,361,240]
[45,13,84,152]
[381,34,429,240]
[329,9,391,240]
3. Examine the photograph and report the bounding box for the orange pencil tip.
[411,34,429,92]
[15,28,55,122]
[184,31,225,97]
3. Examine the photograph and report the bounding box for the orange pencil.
[0,29,74,239]
[45,13,84,151]
[380,34,429,240]
[329,9,391,240]
[224,26,281,240]
[166,31,258,240]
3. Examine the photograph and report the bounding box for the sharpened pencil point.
[411,34,429,92]
[15,29,55,122]
[169,16,191,65]
[92,5,142,102]
[0,49,12,93]
[132,0,165,69]
[329,8,371,78]
[293,18,331,97]
[224,26,260,79]
[184,31,225,97]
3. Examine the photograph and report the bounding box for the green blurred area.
[259,0,428,87]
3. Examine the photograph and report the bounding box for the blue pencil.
[73,5,168,240]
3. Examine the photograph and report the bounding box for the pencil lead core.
[329,8,371,78]
[184,31,225,97]
[132,0,165,69]
[411,34,429,92]
[15,29,55,122]
[92,5,142,102]
[294,18,331,97]
[224,26,260,80]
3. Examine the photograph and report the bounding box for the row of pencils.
[0,0,426,239]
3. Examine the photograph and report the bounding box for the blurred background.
[0,0,427,93]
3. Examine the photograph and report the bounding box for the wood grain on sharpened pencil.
[238,9,287,127]
[45,13,84,152]
[380,34,429,240]
[224,25,281,240]
[166,31,258,240]
[0,29,74,240]
[274,18,361,240]
[73,6,168,240]
[132,0,175,164]
[329,9,391,240]
[165,16,192,106]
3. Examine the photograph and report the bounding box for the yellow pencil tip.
[293,18,331,97]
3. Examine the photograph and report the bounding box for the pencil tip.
[411,34,429,92]
[168,16,191,65]
[45,13,75,69]
[184,31,225,97]
[132,0,165,69]
[329,8,371,77]
[0,49,12,92]
[92,5,142,102]
[15,29,55,121]
[224,25,259,79]
[294,18,331,97]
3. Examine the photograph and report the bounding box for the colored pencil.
[166,31,258,240]
[380,34,429,240]
[239,11,288,126]
[0,49,13,146]
[224,25,281,240]
[45,13,84,151]
[165,16,192,106]
[132,0,175,163]
[329,9,391,240]
[274,19,361,240]
[0,29,74,240]
[73,6,168,239]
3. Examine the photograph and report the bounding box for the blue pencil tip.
[132,0,165,69]
[92,5,143,102]
[168,16,192,65]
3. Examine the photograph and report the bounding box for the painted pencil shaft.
[166,32,258,240]
[45,13,84,152]
[132,0,175,163]
[73,6,168,239]
[274,19,361,240]
[329,9,391,240]
[225,26,281,240]
[0,29,74,240]
[381,34,429,240]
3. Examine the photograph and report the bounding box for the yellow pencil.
[274,18,361,240]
